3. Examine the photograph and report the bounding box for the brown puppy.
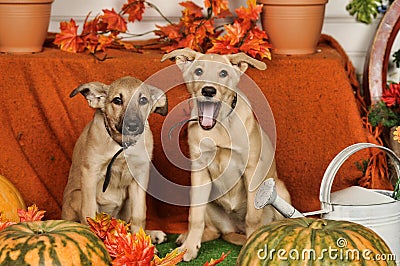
[62,76,167,243]
[162,49,291,261]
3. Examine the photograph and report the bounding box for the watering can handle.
[319,143,400,213]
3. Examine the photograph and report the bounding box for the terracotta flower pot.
[0,0,54,53]
[258,0,328,55]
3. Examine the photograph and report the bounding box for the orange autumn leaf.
[223,21,246,45]
[97,35,116,52]
[239,37,271,60]
[155,23,182,40]
[204,0,231,18]
[82,14,107,35]
[0,213,16,231]
[54,19,85,53]
[122,0,146,22]
[235,0,262,21]
[17,204,46,222]
[0,221,16,231]
[101,8,127,32]
[151,248,185,266]
[180,1,204,18]
[207,21,244,54]
[239,27,271,60]
[178,34,197,50]
[203,252,230,266]
[207,40,239,54]
[82,22,100,53]
[110,228,155,266]
[87,212,160,265]
[87,212,114,240]
[104,220,131,258]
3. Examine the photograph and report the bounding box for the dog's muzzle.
[122,117,144,136]
[196,86,221,130]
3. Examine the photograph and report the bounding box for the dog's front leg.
[179,168,212,261]
[127,164,148,232]
[127,164,167,244]
[245,155,280,237]
[243,162,273,238]
[80,167,99,224]
[245,186,264,237]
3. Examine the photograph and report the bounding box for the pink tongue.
[201,103,215,127]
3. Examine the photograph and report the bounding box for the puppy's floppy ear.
[148,85,168,116]
[161,48,200,71]
[70,82,108,109]
[226,53,267,74]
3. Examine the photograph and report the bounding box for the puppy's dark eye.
[194,68,203,76]
[112,97,123,105]
[219,70,228,78]
[139,96,148,105]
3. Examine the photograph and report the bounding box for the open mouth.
[197,100,221,130]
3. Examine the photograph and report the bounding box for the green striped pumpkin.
[237,217,396,266]
[0,220,111,266]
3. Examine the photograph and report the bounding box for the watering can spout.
[255,178,304,218]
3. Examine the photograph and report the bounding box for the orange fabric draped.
[0,35,392,233]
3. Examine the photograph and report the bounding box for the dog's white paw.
[146,230,167,244]
[175,232,187,246]
[178,242,200,262]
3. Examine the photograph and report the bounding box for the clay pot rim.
[0,0,54,4]
[257,0,328,5]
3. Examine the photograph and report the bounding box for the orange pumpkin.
[0,175,25,222]
[0,220,111,265]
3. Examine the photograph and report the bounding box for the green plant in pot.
[346,0,392,24]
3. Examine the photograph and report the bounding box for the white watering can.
[255,143,400,265]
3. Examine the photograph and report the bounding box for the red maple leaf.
[17,204,46,222]
[122,0,146,22]
[382,83,400,107]
[101,9,127,32]
[53,19,85,53]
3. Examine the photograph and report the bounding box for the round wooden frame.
[363,0,400,105]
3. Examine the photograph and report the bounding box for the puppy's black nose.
[201,86,217,97]
[123,118,144,135]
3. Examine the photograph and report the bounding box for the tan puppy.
[62,76,167,243]
[162,49,291,261]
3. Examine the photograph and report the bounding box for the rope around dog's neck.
[103,147,124,192]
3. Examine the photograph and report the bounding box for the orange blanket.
[0,35,391,233]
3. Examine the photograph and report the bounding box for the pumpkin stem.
[308,219,328,229]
